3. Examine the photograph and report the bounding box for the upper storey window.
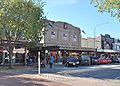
[63,33,67,40]
[63,23,67,29]
[73,35,77,41]
[51,31,55,38]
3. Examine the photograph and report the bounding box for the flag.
[48,21,54,28]
[82,30,86,34]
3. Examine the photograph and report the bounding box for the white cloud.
[45,0,78,6]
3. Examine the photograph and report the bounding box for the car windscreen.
[92,57,99,59]
[67,58,78,62]
[81,56,90,60]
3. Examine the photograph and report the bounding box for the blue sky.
[43,0,120,38]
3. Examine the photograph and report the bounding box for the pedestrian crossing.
[39,73,79,81]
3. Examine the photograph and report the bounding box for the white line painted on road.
[115,76,120,79]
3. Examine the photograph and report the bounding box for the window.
[63,23,67,29]
[51,31,55,35]
[63,33,67,37]
[63,33,67,40]
[51,31,55,38]
[119,46,120,49]
[73,35,77,41]
[73,35,77,39]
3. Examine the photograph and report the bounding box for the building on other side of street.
[43,20,81,63]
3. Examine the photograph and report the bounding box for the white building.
[113,43,120,51]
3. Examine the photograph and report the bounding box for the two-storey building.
[43,20,81,62]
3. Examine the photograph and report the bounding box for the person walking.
[49,54,54,68]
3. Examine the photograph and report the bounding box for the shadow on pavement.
[0,72,69,86]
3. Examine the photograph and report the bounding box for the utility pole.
[94,22,108,56]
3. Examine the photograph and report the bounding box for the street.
[0,64,120,86]
[41,63,120,80]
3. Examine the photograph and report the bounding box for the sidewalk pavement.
[0,72,70,86]
[37,73,120,86]
[0,65,120,86]
[0,66,70,86]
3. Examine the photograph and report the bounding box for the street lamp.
[82,30,88,48]
[94,22,109,57]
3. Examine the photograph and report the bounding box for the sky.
[43,0,120,38]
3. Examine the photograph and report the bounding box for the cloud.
[45,0,78,6]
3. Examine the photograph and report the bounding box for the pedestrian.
[33,55,36,63]
[49,54,54,68]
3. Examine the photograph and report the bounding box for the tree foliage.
[0,0,46,68]
[0,0,46,42]
[91,0,120,21]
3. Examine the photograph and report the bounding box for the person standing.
[49,54,54,68]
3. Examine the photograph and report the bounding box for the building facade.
[43,20,81,63]
[44,20,81,50]
[81,37,101,49]
[81,34,119,57]
[113,39,120,51]
[96,34,114,50]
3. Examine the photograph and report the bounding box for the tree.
[91,0,120,21]
[0,0,46,68]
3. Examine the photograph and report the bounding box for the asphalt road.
[1,63,119,86]
[41,63,120,80]
[67,65,120,80]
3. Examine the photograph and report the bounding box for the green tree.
[91,0,120,21]
[0,0,46,68]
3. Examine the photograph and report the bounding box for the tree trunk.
[8,39,14,69]
[8,47,13,69]
[23,48,27,66]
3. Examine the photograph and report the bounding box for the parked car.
[98,57,112,64]
[65,57,79,67]
[106,58,112,63]
[117,58,120,63]
[112,57,120,63]
[90,56,100,65]
[80,55,91,66]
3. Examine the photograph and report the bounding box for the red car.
[106,58,112,63]
[98,58,112,64]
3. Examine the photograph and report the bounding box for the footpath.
[0,65,69,86]
[0,65,120,86]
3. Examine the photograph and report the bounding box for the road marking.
[115,76,120,79]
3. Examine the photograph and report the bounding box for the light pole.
[94,22,108,57]
[82,30,88,48]
[38,51,41,75]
